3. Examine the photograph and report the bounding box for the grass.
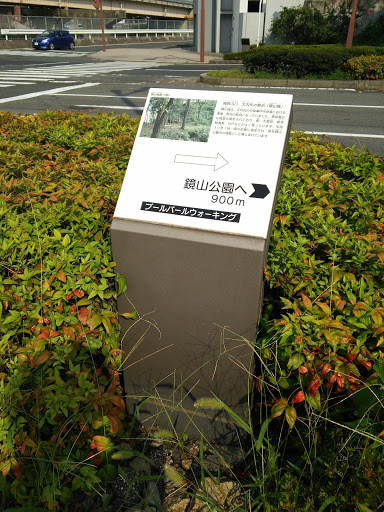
[206,68,353,80]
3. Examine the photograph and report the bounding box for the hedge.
[226,45,384,78]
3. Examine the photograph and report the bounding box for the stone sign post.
[111,88,293,443]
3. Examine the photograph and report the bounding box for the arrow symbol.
[249,184,270,199]
[174,153,228,171]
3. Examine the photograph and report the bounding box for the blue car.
[32,30,75,50]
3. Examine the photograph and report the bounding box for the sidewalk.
[90,43,224,64]
[90,46,384,91]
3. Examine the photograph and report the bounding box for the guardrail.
[0,28,193,41]
[0,15,193,32]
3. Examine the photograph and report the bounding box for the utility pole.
[346,0,358,48]
[93,0,106,52]
[257,0,263,46]
[200,0,205,63]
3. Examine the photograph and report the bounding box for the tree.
[270,6,335,45]
[149,98,174,138]
[324,0,378,42]
[270,1,379,45]
[195,100,207,124]
[181,99,191,130]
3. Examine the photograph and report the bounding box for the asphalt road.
[0,41,383,156]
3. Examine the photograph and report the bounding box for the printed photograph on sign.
[140,97,217,142]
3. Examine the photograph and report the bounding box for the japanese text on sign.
[141,202,241,223]
[213,100,287,137]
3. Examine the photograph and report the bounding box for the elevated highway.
[0,0,193,21]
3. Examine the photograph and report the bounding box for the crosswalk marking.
[0,76,60,81]
[0,49,89,57]
[0,61,163,88]
[0,81,35,85]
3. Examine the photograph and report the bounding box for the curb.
[200,72,384,91]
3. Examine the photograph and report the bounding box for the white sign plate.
[114,88,293,239]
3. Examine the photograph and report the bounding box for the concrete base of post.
[111,218,267,444]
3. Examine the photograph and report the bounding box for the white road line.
[295,103,384,109]
[0,75,66,82]
[75,104,143,110]
[0,71,76,76]
[0,71,99,77]
[0,82,99,104]
[0,76,53,82]
[144,68,212,71]
[0,81,35,85]
[306,131,384,139]
[58,93,147,99]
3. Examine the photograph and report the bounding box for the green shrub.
[1,111,384,510]
[345,54,384,79]
[0,110,138,509]
[241,45,384,78]
[258,131,384,431]
[223,50,247,60]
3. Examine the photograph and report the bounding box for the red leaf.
[329,374,337,384]
[33,352,52,367]
[90,435,113,452]
[299,365,308,374]
[37,328,50,339]
[302,294,312,311]
[109,396,126,410]
[291,391,305,404]
[56,270,67,283]
[62,325,76,341]
[73,289,84,298]
[78,307,88,325]
[271,398,288,418]
[309,375,322,396]
[285,405,297,430]
[107,414,123,434]
[65,293,73,301]
[360,360,372,370]
[322,363,332,376]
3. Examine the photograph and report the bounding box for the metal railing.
[0,15,193,33]
[1,28,193,41]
